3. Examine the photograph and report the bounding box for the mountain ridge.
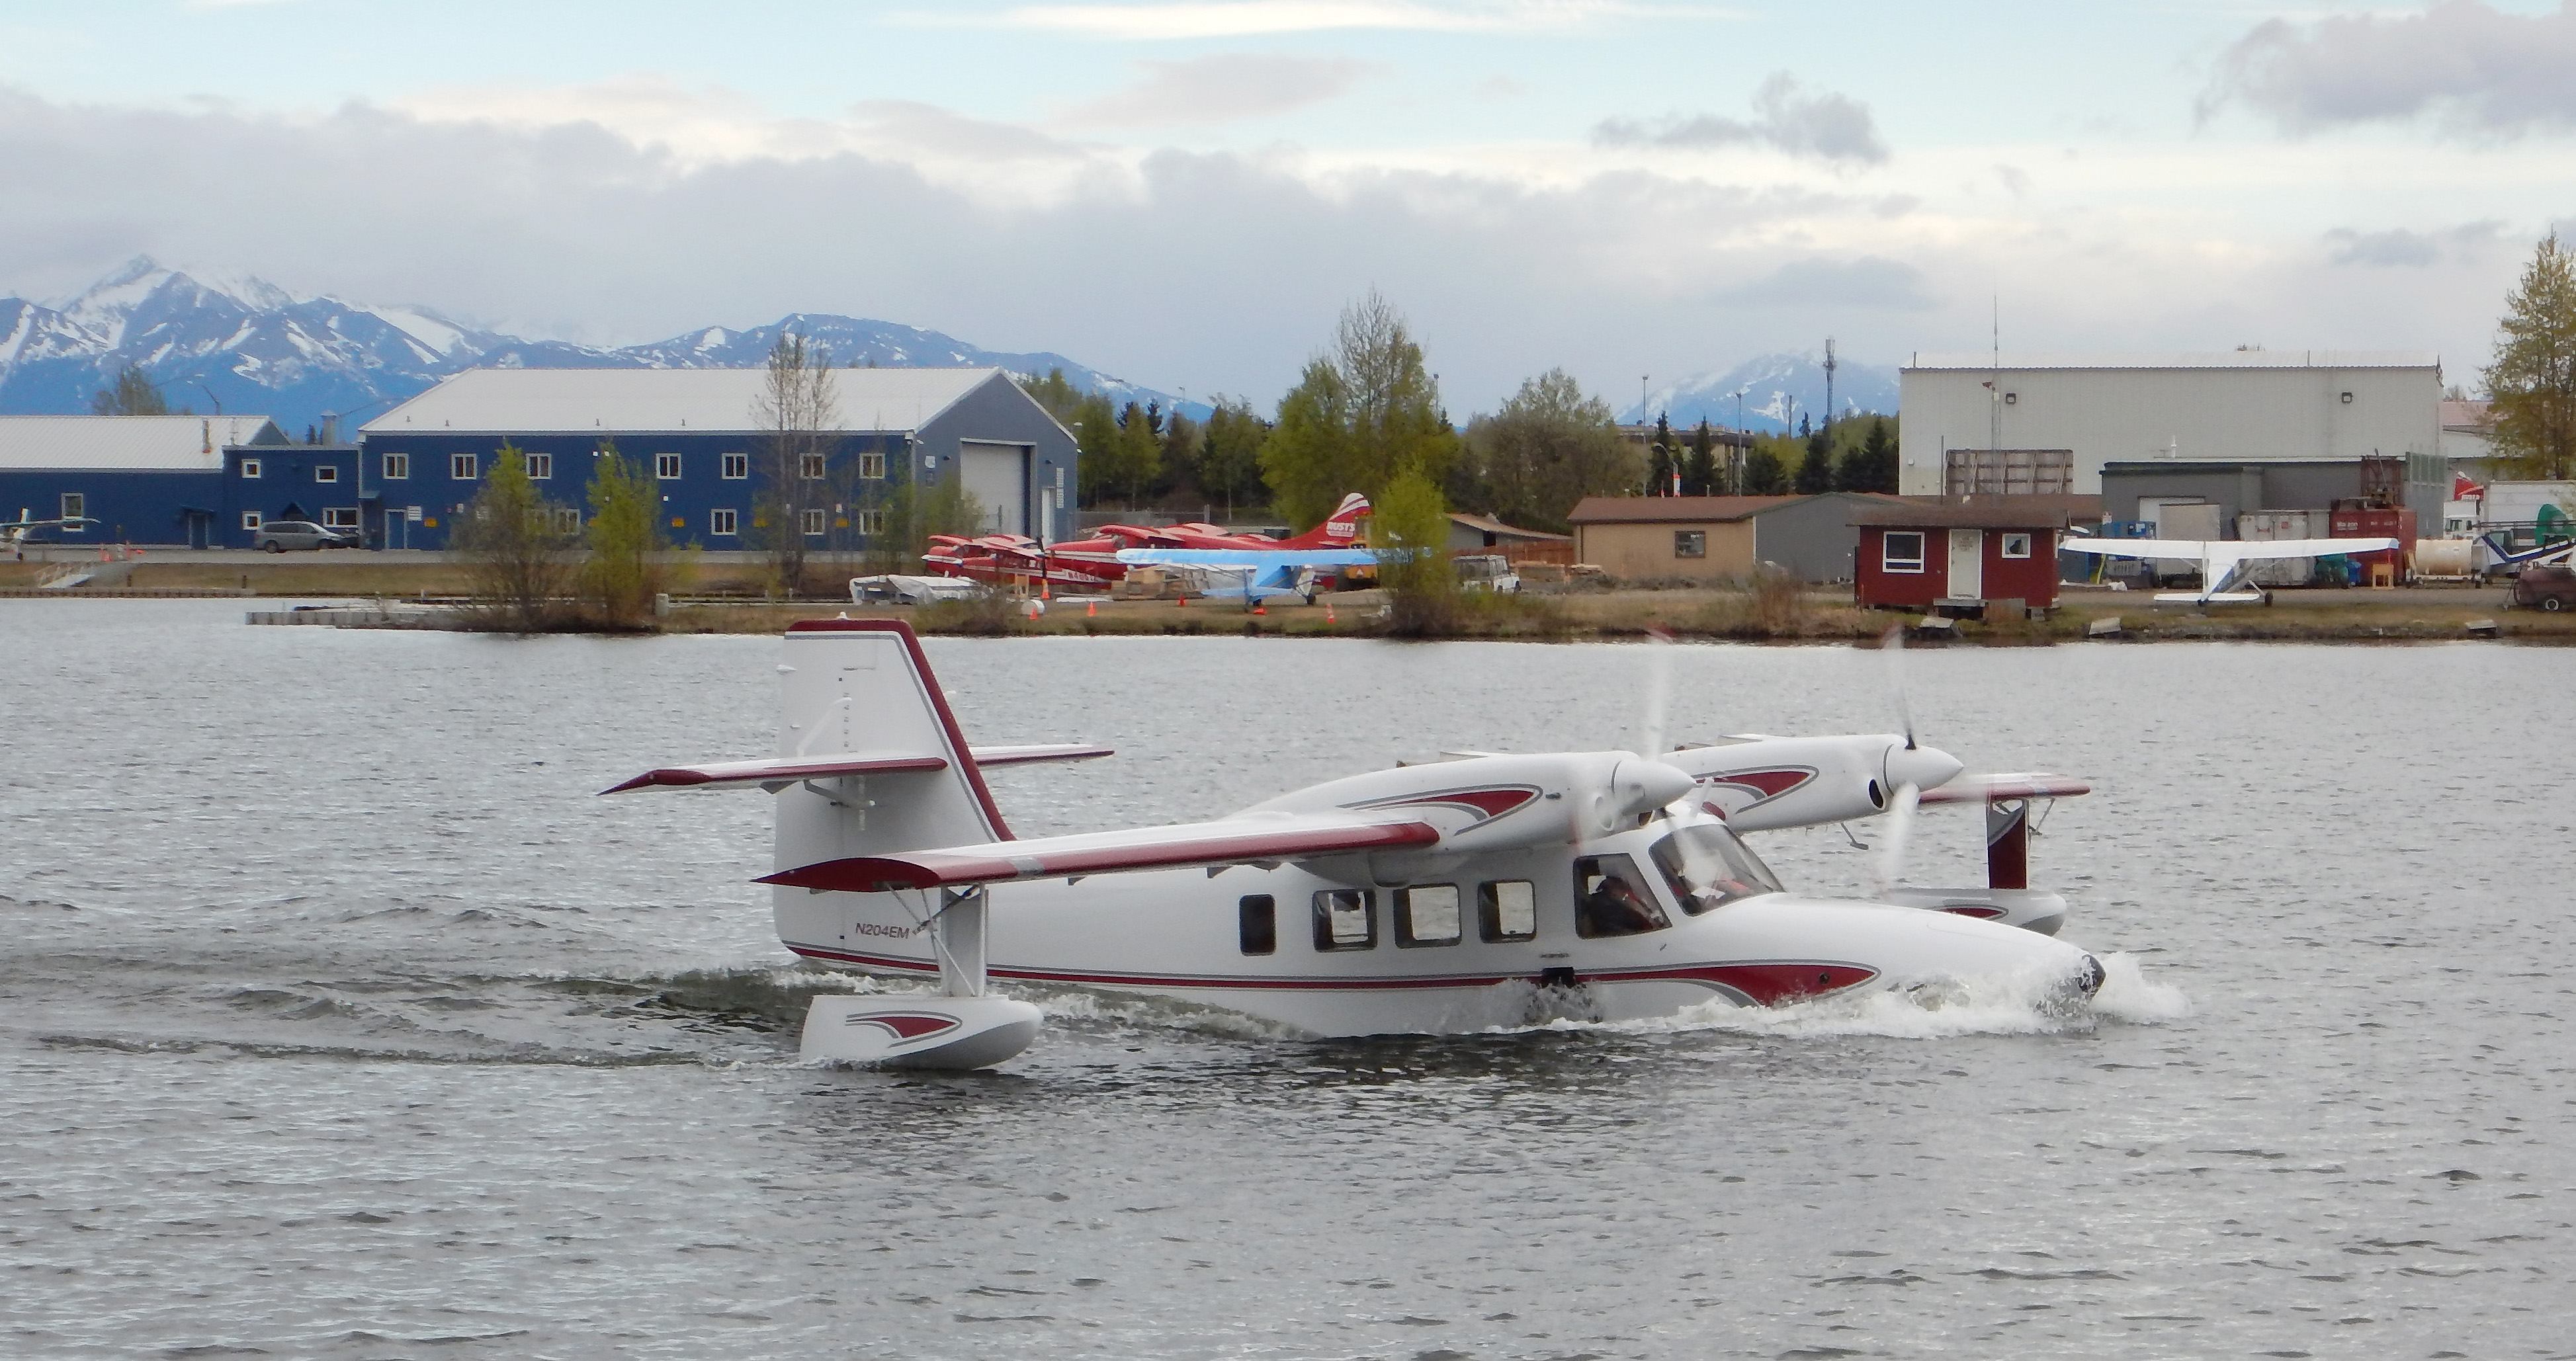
[1623,351,1902,433]
[0,257,1189,435]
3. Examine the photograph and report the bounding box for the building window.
[1882,531,1926,573]
[721,451,748,479]
[552,507,581,534]
[241,511,263,530]
[857,508,885,536]
[451,452,478,480]
[1479,881,1537,942]
[656,453,682,480]
[800,508,826,536]
[1395,885,1462,947]
[710,508,738,536]
[1312,889,1376,951]
[1673,530,1706,559]
[859,450,886,480]
[239,458,262,479]
[527,452,553,480]
[323,508,359,529]
[381,453,408,480]
[2000,532,2034,559]
[1238,895,1276,956]
[315,464,339,483]
[800,452,827,480]
[60,493,86,524]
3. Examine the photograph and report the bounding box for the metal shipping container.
[2236,509,2319,587]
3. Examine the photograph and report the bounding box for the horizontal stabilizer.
[969,743,1115,767]
[602,751,947,794]
[759,814,1442,891]
[2153,591,2266,604]
[1916,772,2091,805]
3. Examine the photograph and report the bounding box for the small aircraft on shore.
[2059,531,2401,604]
[5,510,101,555]
[605,619,2107,1069]
[925,493,1374,595]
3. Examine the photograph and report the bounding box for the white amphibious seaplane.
[2060,530,2402,605]
[606,620,2105,1069]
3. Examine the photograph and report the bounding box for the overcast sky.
[3,0,2570,410]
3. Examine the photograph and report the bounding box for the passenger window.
[1238,895,1276,955]
[1395,885,1461,947]
[1479,881,1537,942]
[1574,855,1671,938]
[1483,874,1535,941]
[1312,889,1376,951]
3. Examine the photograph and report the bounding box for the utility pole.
[1822,337,1836,442]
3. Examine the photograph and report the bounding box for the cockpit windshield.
[1648,823,1784,915]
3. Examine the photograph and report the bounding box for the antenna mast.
[1823,337,1837,440]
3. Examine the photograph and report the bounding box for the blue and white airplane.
[1115,546,1381,604]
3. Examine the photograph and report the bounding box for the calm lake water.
[3,599,2570,1360]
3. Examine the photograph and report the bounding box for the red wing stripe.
[1710,769,1812,798]
[760,820,1442,891]
[601,754,947,794]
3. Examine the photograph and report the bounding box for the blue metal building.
[355,367,1078,551]
[1,415,288,548]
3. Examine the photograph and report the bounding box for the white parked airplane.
[605,620,2109,1069]
[4,510,100,552]
[1114,546,1380,605]
[2059,533,2401,604]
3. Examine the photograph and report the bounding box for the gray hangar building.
[357,368,1078,551]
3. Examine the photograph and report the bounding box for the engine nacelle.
[1663,734,1963,833]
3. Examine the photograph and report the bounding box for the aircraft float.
[2060,530,2402,605]
[924,493,1375,600]
[605,619,2104,1069]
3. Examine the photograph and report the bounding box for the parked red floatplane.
[605,619,2100,1069]
[924,492,1374,597]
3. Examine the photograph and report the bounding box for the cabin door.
[1946,528,1984,598]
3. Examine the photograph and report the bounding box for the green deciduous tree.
[1017,368,1084,426]
[1457,369,1634,531]
[91,363,173,416]
[581,440,678,627]
[1373,468,1457,635]
[454,442,574,631]
[2485,232,2576,480]
[1261,290,1459,530]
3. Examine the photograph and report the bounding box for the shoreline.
[8,559,2563,643]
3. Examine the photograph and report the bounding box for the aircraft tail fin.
[1278,492,1371,548]
[770,620,1013,882]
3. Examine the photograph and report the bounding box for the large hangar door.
[959,442,1030,536]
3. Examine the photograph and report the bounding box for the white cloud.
[1060,54,1375,128]
[1594,73,1889,165]
[2204,1,2576,138]
[1712,257,1936,311]
[2322,221,2505,268]
[961,0,1709,40]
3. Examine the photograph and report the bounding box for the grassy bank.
[22,556,2565,643]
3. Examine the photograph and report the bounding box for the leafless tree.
[753,333,841,595]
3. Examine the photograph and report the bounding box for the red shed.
[1852,501,2072,617]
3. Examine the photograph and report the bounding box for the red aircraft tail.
[1277,493,1371,549]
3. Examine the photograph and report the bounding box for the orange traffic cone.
[1326,602,1336,623]
[1086,600,1097,617]
[1177,595,1187,607]
[1254,605,1267,616]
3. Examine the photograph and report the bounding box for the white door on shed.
[1946,528,1983,598]
[958,442,1029,536]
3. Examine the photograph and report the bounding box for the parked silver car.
[251,520,360,552]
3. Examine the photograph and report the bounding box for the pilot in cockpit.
[1575,855,1670,937]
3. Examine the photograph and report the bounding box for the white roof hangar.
[1899,351,2443,498]
[0,415,287,471]
[362,367,1027,436]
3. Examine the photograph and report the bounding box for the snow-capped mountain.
[1623,351,1901,433]
[0,258,1189,435]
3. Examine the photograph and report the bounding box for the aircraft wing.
[2059,536,2399,561]
[1116,547,1379,568]
[1916,772,2091,805]
[758,813,1441,891]
[603,742,1111,793]
[2056,537,2215,559]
